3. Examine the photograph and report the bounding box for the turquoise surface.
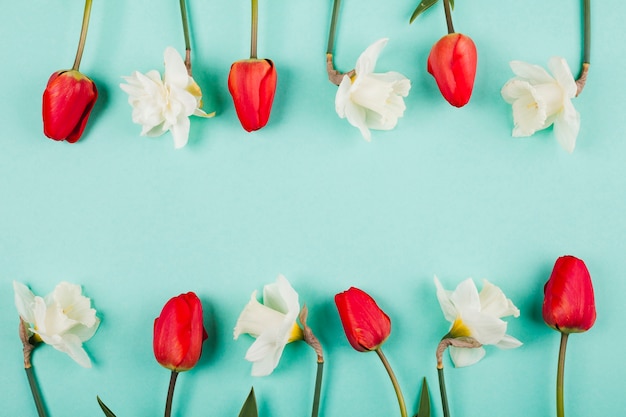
[1,0,622,416]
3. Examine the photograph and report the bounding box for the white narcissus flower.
[434,276,522,367]
[13,281,100,368]
[233,275,304,376]
[120,47,215,149]
[501,57,580,153]
[335,38,411,141]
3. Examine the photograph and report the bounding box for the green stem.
[326,0,341,55]
[311,361,324,417]
[164,371,179,417]
[556,333,569,417]
[179,0,191,52]
[72,0,93,71]
[250,0,258,59]
[442,0,455,34]
[437,366,450,417]
[582,0,590,64]
[375,348,408,417]
[25,366,48,417]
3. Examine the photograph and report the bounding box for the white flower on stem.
[234,275,304,376]
[335,38,411,141]
[13,281,100,368]
[120,47,215,149]
[434,276,522,367]
[501,57,580,153]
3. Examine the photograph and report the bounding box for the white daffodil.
[434,276,522,367]
[120,47,215,149]
[234,275,304,376]
[501,57,580,153]
[335,38,411,141]
[13,281,100,368]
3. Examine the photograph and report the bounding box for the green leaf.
[238,387,258,417]
[414,378,431,417]
[97,396,117,417]
[410,0,439,24]
[450,0,455,10]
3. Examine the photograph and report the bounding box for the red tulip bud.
[42,70,98,142]
[228,59,277,132]
[543,256,596,334]
[335,287,391,352]
[427,33,477,107]
[153,292,208,372]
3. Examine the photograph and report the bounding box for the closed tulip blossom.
[234,275,304,376]
[228,59,277,132]
[43,70,98,142]
[543,256,596,417]
[501,57,580,153]
[153,292,207,417]
[427,33,477,107]
[334,38,411,141]
[335,287,407,417]
[120,47,214,149]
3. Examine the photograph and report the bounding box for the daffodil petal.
[449,346,486,367]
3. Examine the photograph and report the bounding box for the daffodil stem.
[179,0,192,73]
[556,333,569,417]
[25,366,48,417]
[164,371,179,417]
[375,348,408,417]
[326,0,341,55]
[72,0,93,71]
[250,0,258,59]
[311,361,324,417]
[576,0,590,95]
[442,0,455,34]
[437,366,451,417]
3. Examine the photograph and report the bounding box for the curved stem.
[375,348,408,417]
[556,333,569,417]
[327,0,341,55]
[437,366,450,417]
[576,0,591,95]
[179,0,192,74]
[72,0,93,71]
[164,371,179,417]
[311,361,324,417]
[250,0,258,59]
[26,366,48,417]
[442,0,455,34]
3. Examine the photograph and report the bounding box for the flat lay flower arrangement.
[13,255,596,417]
[39,0,591,152]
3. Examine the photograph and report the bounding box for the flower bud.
[335,287,391,352]
[153,292,208,372]
[427,33,477,107]
[543,256,596,334]
[42,69,98,142]
[228,59,277,132]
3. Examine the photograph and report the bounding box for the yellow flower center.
[449,317,472,338]
[287,323,304,343]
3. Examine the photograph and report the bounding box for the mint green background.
[1,1,623,416]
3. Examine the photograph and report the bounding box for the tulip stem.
[164,371,179,417]
[442,0,455,34]
[179,0,192,74]
[250,0,258,59]
[25,366,48,417]
[311,360,324,417]
[575,0,590,95]
[375,348,408,417]
[437,366,451,417]
[326,0,341,55]
[556,333,569,417]
[72,0,93,71]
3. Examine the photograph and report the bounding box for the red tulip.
[427,33,477,107]
[228,59,277,132]
[153,292,208,372]
[543,256,596,334]
[335,287,391,352]
[42,69,98,142]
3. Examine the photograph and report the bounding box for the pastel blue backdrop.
[1,0,623,416]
